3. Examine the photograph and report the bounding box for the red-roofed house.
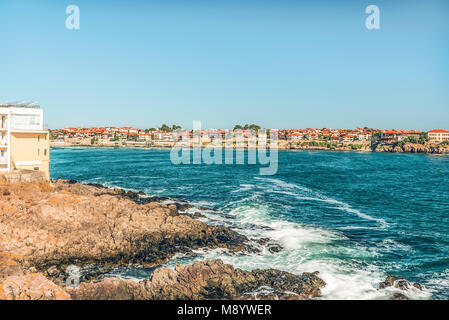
[428,129,449,142]
[287,132,303,141]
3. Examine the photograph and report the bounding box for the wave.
[164,200,413,300]
[255,177,388,229]
[76,177,427,299]
[423,269,449,299]
[231,184,255,193]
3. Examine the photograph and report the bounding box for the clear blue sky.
[0,0,448,130]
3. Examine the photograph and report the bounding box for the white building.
[0,102,50,179]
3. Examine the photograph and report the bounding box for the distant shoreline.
[50,142,449,154]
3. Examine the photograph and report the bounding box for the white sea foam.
[231,184,255,193]
[378,239,414,253]
[163,198,409,300]
[255,177,388,229]
[95,176,425,299]
[422,269,449,298]
[189,200,218,207]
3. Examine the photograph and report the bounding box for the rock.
[175,203,194,211]
[0,273,70,300]
[256,238,270,246]
[395,279,410,290]
[0,180,248,282]
[413,283,423,291]
[191,212,206,219]
[391,292,409,300]
[0,181,326,301]
[46,266,60,277]
[378,274,424,296]
[68,259,326,300]
[0,252,24,280]
[375,143,449,154]
[28,267,38,273]
[378,275,408,290]
[0,251,70,300]
[267,244,283,253]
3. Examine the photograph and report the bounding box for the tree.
[234,124,260,134]
[160,124,171,132]
[407,136,419,144]
[159,124,181,132]
[248,124,261,134]
[418,133,429,144]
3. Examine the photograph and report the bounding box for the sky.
[0,0,448,130]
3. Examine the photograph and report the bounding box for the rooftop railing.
[0,102,41,109]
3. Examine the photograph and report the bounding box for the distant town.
[50,125,449,153]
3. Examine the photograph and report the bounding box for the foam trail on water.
[231,184,255,193]
[164,203,429,299]
[256,177,388,229]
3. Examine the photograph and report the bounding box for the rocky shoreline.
[51,142,449,154]
[0,179,425,300]
[68,260,326,300]
[0,179,327,300]
[374,143,449,154]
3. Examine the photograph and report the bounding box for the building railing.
[11,124,44,131]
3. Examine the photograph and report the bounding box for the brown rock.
[68,259,326,300]
[0,273,70,300]
[46,265,60,277]
[391,292,409,300]
[378,274,424,297]
[0,181,247,281]
[413,283,423,291]
[0,252,24,280]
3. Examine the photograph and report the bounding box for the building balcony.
[11,124,43,131]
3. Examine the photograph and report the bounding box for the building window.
[38,135,40,142]
[44,149,47,156]
[11,114,41,130]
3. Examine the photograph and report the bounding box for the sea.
[50,147,449,300]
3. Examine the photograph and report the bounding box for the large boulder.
[0,252,24,280]
[0,181,247,283]
[378,274,423,291]
[0,251,70,300]
[69,259,326,300]
[0,273,70,300]
[378,274,424,300]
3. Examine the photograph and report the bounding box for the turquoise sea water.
[50,147,449,299]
